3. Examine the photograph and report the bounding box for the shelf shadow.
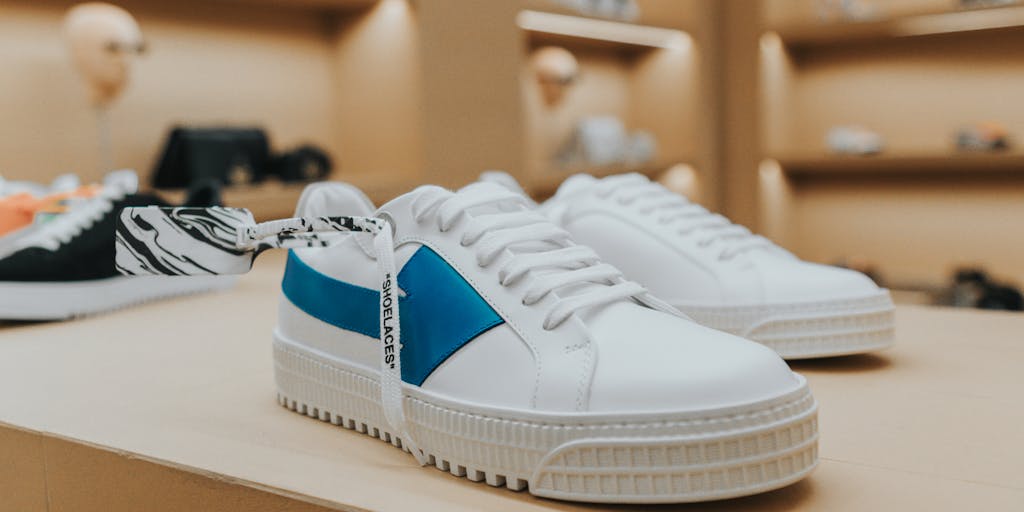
[788,353,892,374]
[561,475,817,511]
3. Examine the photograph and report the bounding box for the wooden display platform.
[0,252,1022,511]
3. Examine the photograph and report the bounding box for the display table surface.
[1,251,1022,511]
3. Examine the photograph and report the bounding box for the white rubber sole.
[273,333,819,504]
[0,275,236,320]
[678,290,895,359]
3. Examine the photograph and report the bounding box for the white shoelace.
[235,215,426,465]
[25,184,128,251]
[594,174,775,260]
[411,185,648,330]
[231,186,655,467]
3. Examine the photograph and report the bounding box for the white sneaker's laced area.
[411,185,648,330]
[594,174,775,260]
[233,213,427,465]
[120,184,655,468]
[28,182,130,252]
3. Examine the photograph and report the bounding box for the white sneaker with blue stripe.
[117,181,818,503]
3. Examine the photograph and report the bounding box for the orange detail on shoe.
[0,185,101,236]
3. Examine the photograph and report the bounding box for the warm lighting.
[378,0,408,17]
[893,6,1024,37]
[659,163,699,200]
[759,158,782,179]
[759,31,782,52]
[517,10,691,50]
[758,158,792,245]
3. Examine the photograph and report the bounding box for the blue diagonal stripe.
[281,246,504,385]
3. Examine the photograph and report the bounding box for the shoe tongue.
[477,170,527,196]
[555,173,599,197]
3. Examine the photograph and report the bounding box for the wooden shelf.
[154,175,410,221]
[517,9,689,52]
[775,151,1024,176]
[772,5,1024,48]
[214,0,377,12]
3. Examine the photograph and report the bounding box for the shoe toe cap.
[757,257,881,303]
[586,304,803,413]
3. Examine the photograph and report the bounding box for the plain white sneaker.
[117,181,818,503]
[531,172,895,359]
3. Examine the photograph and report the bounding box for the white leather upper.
[544,174,883,307]
[277,181,803,415]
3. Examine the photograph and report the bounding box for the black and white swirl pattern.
[116,206,258,276]
[116,207,385,276]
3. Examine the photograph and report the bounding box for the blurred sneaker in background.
[0,170,234,321]
[483,171,895,359]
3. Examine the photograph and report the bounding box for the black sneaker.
[0,170,235,320]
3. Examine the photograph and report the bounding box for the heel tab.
[295,182,375,217]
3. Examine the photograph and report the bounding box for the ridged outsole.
[273,335,819,503]
[679,291,896,359]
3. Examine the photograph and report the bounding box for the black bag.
[151,127,271,188]
[270,145,333,183]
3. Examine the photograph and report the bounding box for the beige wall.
[752,1,1024,290]
[783,31,1024,156]
[791,177,1024,287]
[418,0,525,189]
[334,0,423,182]
[0,0,343,185]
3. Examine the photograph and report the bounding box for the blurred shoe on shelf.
[954,122,1010,152]
[485,171,895,359]
[0,170,234,321]
[825,125,883,155]
[115,179,818,503]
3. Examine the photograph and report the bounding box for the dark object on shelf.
[955,123,1010,152]
[152,127,271,188]
[958,0,1018,9]
[952,268,1023,311]
[270,145,332,183]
